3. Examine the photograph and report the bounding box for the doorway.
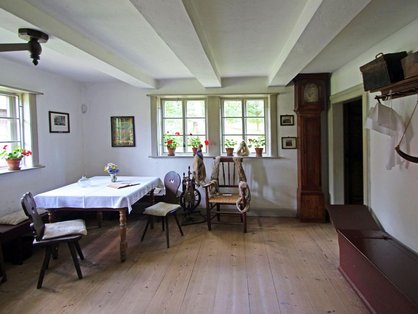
[343,98,363,204]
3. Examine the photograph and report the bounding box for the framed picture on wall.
[281,137,297,149]
[280,115,294,126]
[49,111,70,133]
[111,116,136,147]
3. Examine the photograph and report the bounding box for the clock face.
[303,83,319,102]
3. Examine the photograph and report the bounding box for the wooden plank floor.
[0,215,369,314]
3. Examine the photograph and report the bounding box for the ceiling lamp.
[0,28,49,65]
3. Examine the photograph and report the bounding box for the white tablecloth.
[34,176,161,213]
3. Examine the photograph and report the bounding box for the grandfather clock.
[293,73,330,222]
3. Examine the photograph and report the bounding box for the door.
[343,99,363,204]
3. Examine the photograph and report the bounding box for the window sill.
[0,164,45,176]
[148,155,282,159]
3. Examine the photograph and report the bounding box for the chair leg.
[172,213,184,236]
[67,241,83,280]
[216,204,221,221]
[38,246,52,289]
[165,216,170,248]
[243,212,247,233]
[74,241,84,260]
[52,244,59,260]
[207,206,212,231]
[162,217,165,231]
[141,216,152,242]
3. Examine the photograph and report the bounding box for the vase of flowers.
[164,131,180,156]
[248,136,266,157]
[224,138,237,156]
[0,145,32,170]
[104,162,119,182]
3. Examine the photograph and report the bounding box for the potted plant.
[224,138,237,156]
[0,145,32,170]
[188,135,201,155]
[164,131,180,156]
[248,136,266,157]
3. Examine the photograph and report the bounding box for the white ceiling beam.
[268,0,371,86]
[130,0,221,88]
[0,0,156,88]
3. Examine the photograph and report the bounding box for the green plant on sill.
[224,138,237,148]
[188,135,201,148]
[248,136,266,148]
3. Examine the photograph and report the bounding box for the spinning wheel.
[179,167,205,225]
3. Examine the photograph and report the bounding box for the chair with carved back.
[141,171,184,248]
[204,156,251,233]
[21,192,87,289]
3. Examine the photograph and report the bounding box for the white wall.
[0,58,84,215]
[82,79,298,216]
[331,18,418,253]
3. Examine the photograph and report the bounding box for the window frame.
[220,96,268,155]
[159,97,208,156]
[0,85,41,173]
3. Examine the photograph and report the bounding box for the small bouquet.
[104,162,119,175]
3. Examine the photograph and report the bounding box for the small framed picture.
[49,111,70,133]
[281,137,297,149]
[111,116,136,147]
[280,115,294,126]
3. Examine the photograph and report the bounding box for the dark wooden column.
[293,73,330,222]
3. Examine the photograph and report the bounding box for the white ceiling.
[0,0,417,89]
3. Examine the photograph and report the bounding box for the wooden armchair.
[204,156,251,233]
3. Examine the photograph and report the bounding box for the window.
[160,98,207,155]
[221,97,267,154]
[0,86,39,171]
[151,93,277,157]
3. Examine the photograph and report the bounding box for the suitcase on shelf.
[360,51,407,91]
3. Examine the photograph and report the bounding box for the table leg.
[118,208,127,262]
[48,211,55,223]
[96,211,103,228]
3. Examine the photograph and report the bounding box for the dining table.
[34,176,161,262]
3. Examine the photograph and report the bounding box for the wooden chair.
[20,192,87,289]
[141,171,184,248]
[204,156,250,233]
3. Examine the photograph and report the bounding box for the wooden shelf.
[372,75,418,99]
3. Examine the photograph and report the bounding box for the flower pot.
[255,147,264,157]
[167,147,176,156]
[6,158,22,170]
[226,147,234,156]
[192,147,198,155]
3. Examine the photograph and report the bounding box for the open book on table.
[107,181,141,189]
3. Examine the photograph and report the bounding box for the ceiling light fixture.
[0,28,49,65]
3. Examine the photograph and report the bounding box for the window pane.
[246,118,265,134]
[163,100,182,117]
[186,100,205,117]
[246,100,264,117]
[164,119,183,135]
[224,117,242,134]
[186,118,206,135]
[223,100,242,117]
[0,119,20,141]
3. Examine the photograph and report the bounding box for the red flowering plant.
[0,145,32,160]
[163,131,180,149]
